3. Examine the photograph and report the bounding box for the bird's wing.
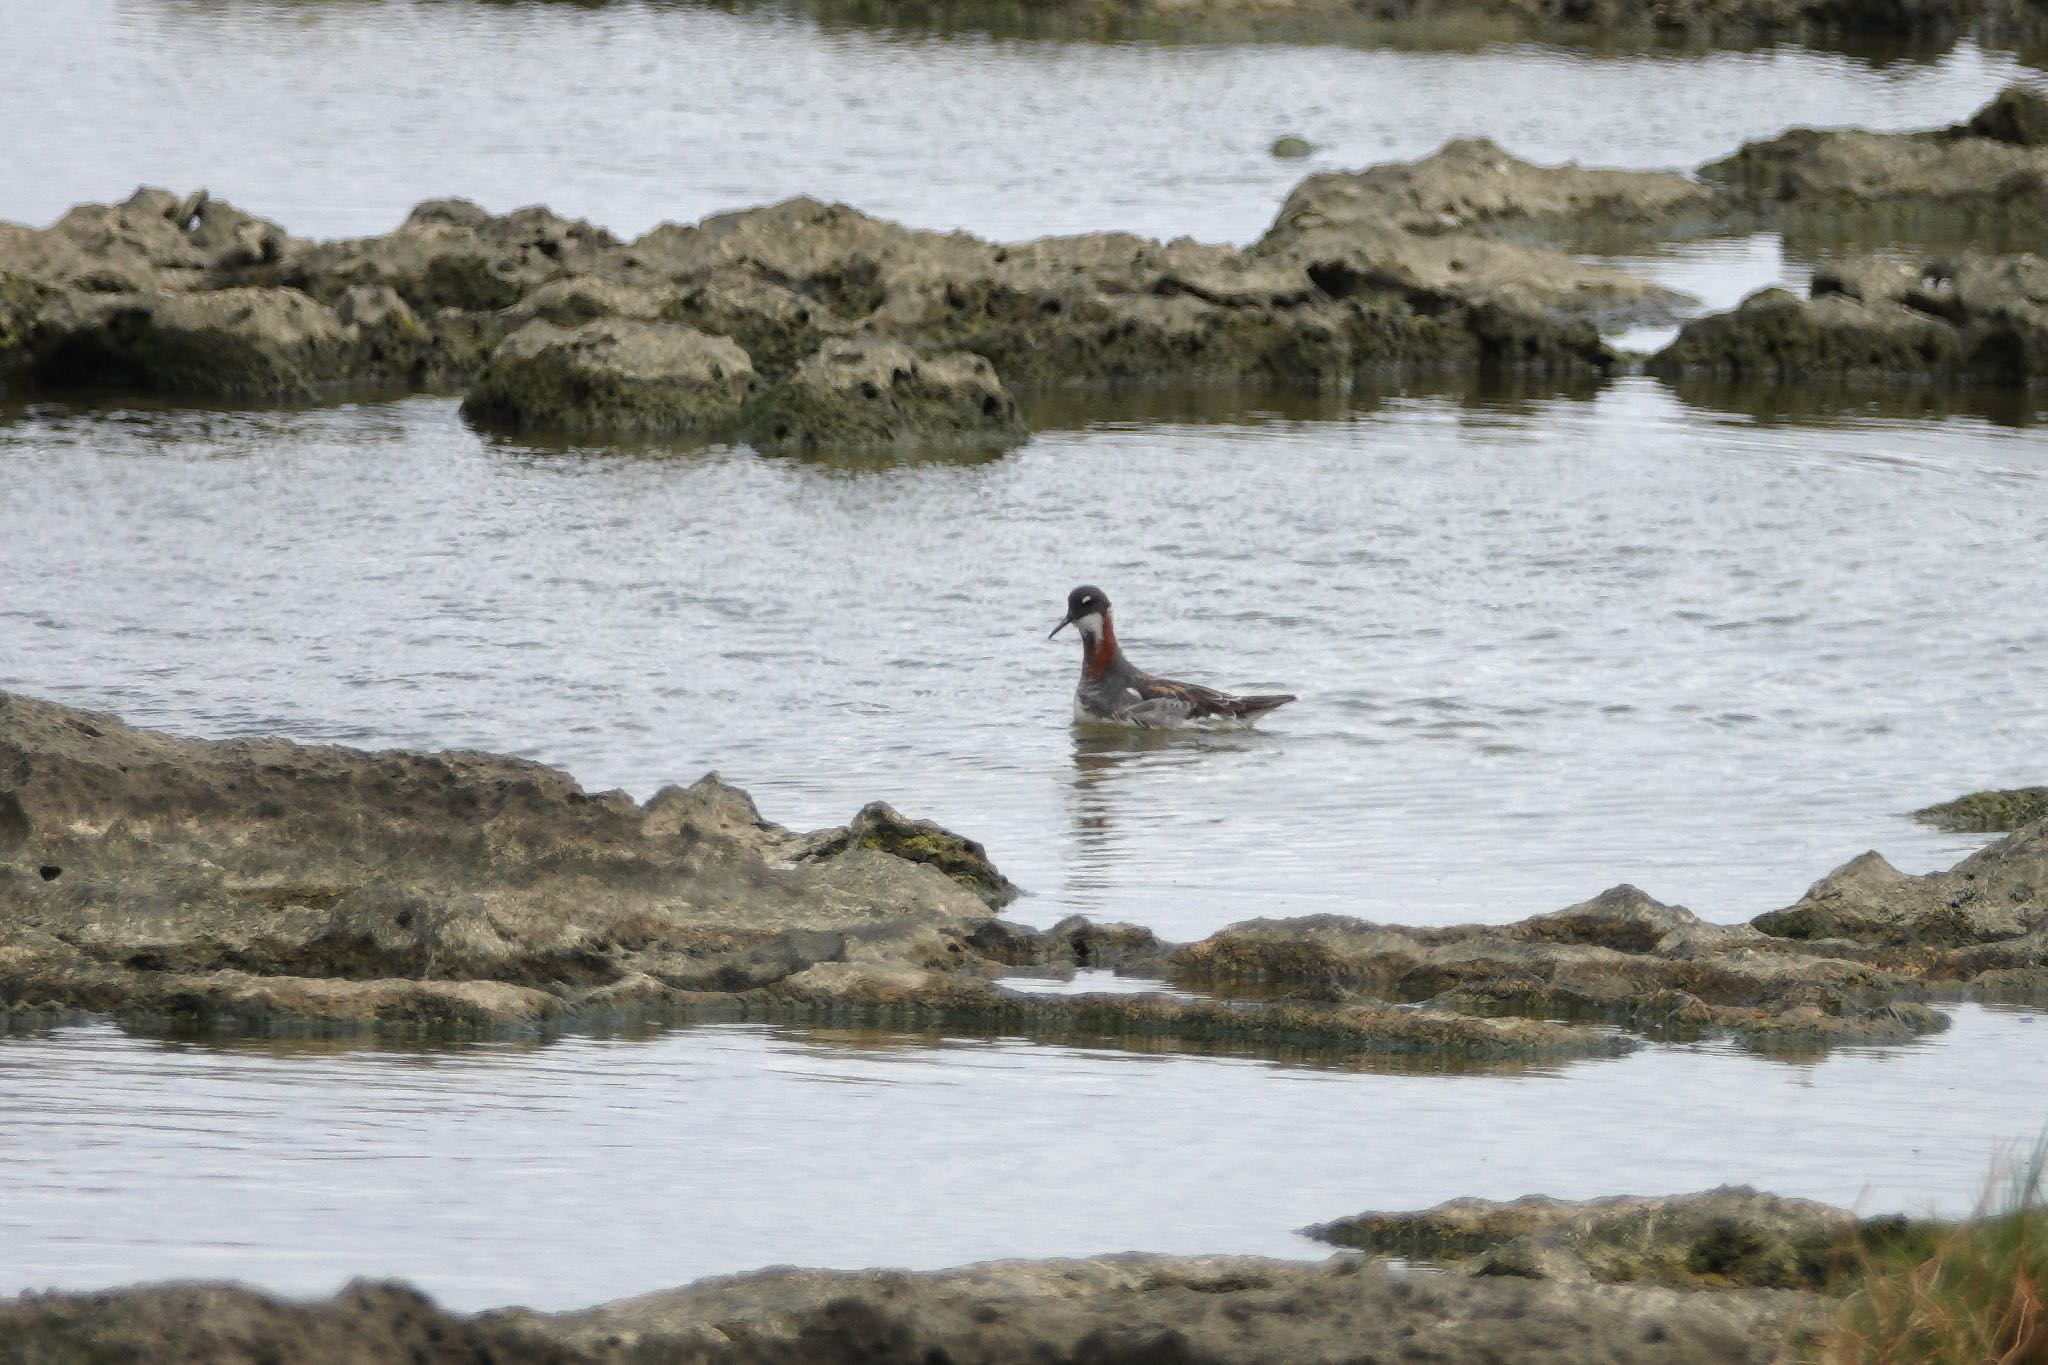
[1129,674,1297,722]
[1128,675,1237,722]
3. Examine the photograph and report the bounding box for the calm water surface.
[2,1008,2046,1311]
[3,383,2043,938]
[4,0,2048,1312]
[0,1,2036,244]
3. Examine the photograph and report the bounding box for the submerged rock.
[461,318,760,437]
[1913,786,2048,833]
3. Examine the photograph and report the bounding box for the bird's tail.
[1229,693,1297,718]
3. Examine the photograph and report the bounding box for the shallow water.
[5,0,2048,1314]
[1,2,2036,247]
[4,382,2043,939]
[2,1007,2045,1312]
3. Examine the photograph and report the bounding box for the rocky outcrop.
[1166,885,1948,1052]
[1702,86,2048,247]
[1753,818,2048,949]
[5,690,2044,1050]
[1646,252,2048,389]
[0,1281,572,1365]
[1914,787,2048,833]
[11,91,2048,421]
[0,689,997,1035]
[1306,1188,1926,1293]
[0,1255,1819,1364]
[1261,137,1722,247]
[765,0,2048,51]
[461,319,760,438]
[744,336,1025,452]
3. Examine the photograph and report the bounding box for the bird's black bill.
[1049,615,1072,639]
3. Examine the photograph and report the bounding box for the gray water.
[4,383,2043,938]
[0,1,2036,245]
[5,0,2048,1316]
[3,1007,2046,1311]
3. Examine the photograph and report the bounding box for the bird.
[1048,585,1297,728]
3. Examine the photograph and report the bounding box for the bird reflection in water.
[1062,727,1267,918]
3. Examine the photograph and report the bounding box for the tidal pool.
[2,1006,2044,1312]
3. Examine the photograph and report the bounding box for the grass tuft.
[1814,1142,2048,1364]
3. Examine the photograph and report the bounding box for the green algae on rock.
[1913,787,2048,833]
[460,318,760,438]
[1305,1188,1937,1295]
[742,336,1026,453]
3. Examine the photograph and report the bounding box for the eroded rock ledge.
[3,87,2042,440]
[0,1248,1818,1364]
[4,690,2045,1060]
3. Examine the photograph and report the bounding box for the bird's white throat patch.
[1071,611,1105,640]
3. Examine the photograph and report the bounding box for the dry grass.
[1813,1145,2048,1364]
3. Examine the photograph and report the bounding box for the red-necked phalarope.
[1049,585,1297,728]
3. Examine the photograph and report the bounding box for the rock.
[0,690,1000,1037]
[0,1255,1823,1364]
[660,269,853,377]
[1270,135,1315,159]
[503,276,670,327]
[1701,89,2048,242]
[798,800,1022,907]
[1644,285,1966,387]
[1169,885,1947,1051]
[2,689,2028,1058]
[0,187,294,293]
[0,1281,572,1365]
[24,285,361,401]
[1650,251,2048,387]
[744,336,1026,453]
[460,318,759,438]
[1754,820,2048,947]
[1307,1188,1878,1293]
[1965,83,2048,149]
[1265,138,1723,244]
[285,199,617,313]
[1914,787,2048,832]
[1253,140,1701,336]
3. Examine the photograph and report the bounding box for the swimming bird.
[1049,585,1297,728]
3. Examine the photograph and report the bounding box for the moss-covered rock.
[1914,787,2048,833]
[743,336,1025,453]
[25,285,363,401]
[1306,1188,1910,1294]
[800,800,1022,908]
[460,318,759,438]
[1645,286,1965,386]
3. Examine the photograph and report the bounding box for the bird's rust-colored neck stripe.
[1083,614,1119,682]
